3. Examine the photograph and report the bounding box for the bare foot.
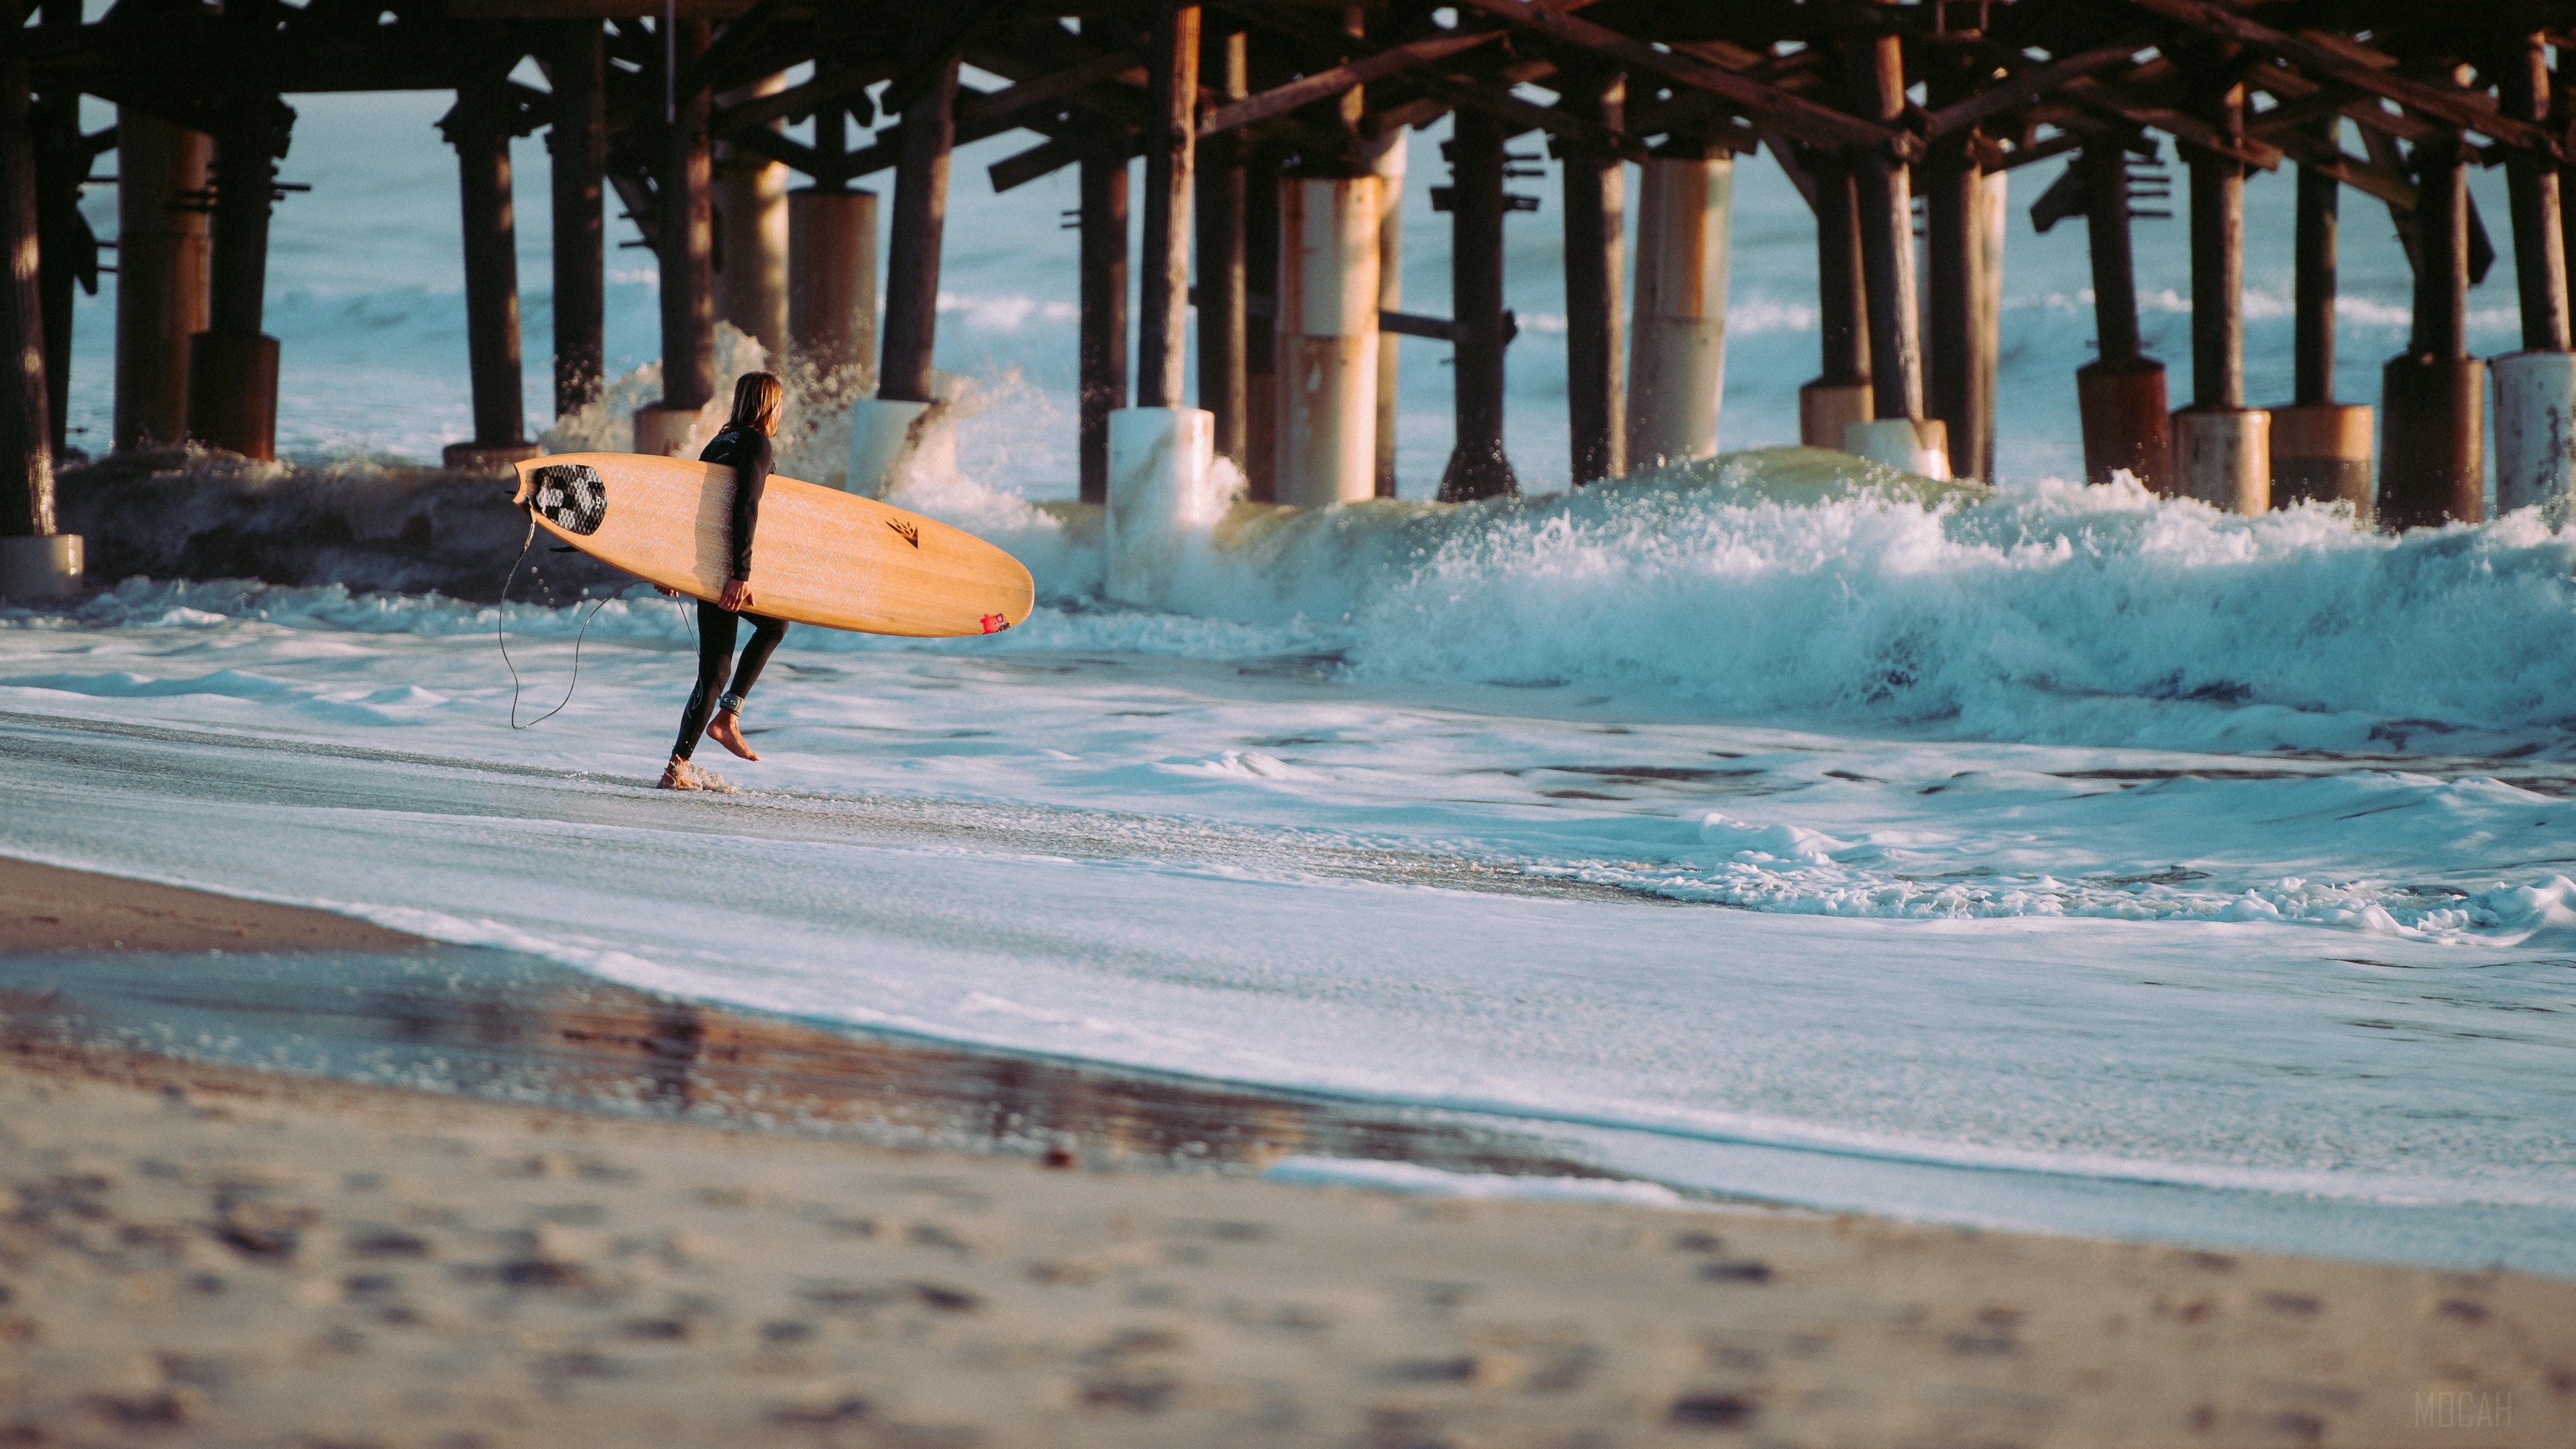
[706,712,759,762]
[658,757,702,790]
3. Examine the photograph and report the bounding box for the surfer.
[659,372,791,790]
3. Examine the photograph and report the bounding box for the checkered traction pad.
[529,464,607,536]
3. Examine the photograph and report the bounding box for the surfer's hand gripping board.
[512,453,1034,638]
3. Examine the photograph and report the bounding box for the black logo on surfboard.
[529,465,607,536]
[887,519,920,548]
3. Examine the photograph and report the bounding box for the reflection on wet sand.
[0,943,1619,1185]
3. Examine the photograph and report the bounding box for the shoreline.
[5,855,2573,1444]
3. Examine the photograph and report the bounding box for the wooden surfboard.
[510,452,1035,638]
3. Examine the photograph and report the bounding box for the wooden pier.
[12,0,2576,596]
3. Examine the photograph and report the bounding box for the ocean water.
[21,87,2576,1275]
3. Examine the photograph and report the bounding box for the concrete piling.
[2491,36,2574,518]
[2493,350,2576,516]
[111,111,210,452]
[1277,174,1381,506]
[1625,148,1732,472]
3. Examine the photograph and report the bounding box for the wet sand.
[3,857,2571,1446]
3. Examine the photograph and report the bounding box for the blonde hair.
[727,372,784,433]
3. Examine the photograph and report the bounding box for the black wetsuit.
[672,425,789,762]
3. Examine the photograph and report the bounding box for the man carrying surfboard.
[660,372,791,790]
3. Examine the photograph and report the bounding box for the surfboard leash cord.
[498,511,609,731]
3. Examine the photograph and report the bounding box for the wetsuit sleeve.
[729,433,771,582]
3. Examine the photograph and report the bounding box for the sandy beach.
[4,858,2569,1448]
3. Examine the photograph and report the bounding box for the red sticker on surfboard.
[980,614,1010,634]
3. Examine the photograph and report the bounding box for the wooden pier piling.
[1799,146,1872,451]
[785,61,875,390]
[1242,150,1281,503]
[2172,83,2268,515]
[1438,107,1518,500]
[714,74,790,368]
[1372,136,1405,498]
[1195,27,1249,472]
[1925,47,1988,480]
[441,73,533,469]
[879,56,959,409]
[635,17,712,458]
[1077,153,1128,506]
[186,97,289,462]
[111,113,210,452]
[2,1,52,534]
[547,20,605,422]
[1135,1,1199,413]
[0,0,76,598]
[2271,123,2373,515]
[1559,73,1625,485]
[2076,142,2169,490]
[1845,20,1939,475]
[2379,126,2483,529]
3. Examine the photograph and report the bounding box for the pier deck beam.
[715,73,788,367]
[1077,152,1129,506]
[2379,127,2483,529]
[1439,106,1518,500]
[1559,72,1625,485]
[442,73,534,470]
[186,97,289,462]
[1799,146,1871,451]
[2174,84,2269,516]
[2272,121,2371,515]
[1625,146,1732,474]
[547,20,605,423]
[2494,34,2576,517]
[1195,26,1248,473]
[112,113,211,453]
[636,16,713,458]
[1277,173,1382,506]
[2076,142,2169,489]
